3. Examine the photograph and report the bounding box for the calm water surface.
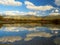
[0,23,60,45]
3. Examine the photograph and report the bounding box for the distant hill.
[1,14,60,20]
[3,15,42,20]
[0,14,60,24]
[43,15,60,20]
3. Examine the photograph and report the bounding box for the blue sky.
[0,0,60,16]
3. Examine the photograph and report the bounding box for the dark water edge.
[0,22,60,28]
[0,36,58,45]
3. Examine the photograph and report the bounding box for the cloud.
[18,11,37,15]
[0,0,22,6]
[24,32,52,41]
[0,36,22,43]
[25,11,37,15]
[25,1,53,11]
[4,11,20,15]
[0,10,47,16]
[49,9,60,16]
[1,11,37,16]
[55,0,60,6]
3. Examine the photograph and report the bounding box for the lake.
[0,23,60,45]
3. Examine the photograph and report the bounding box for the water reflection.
[0,23,60,45]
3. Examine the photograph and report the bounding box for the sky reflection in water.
[0,23,60,44]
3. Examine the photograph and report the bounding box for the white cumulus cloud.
[0,11,37,16]
[0,0,22,6]
[25,1,53,11]
[55,0,60,6]
[49,9,60,16]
